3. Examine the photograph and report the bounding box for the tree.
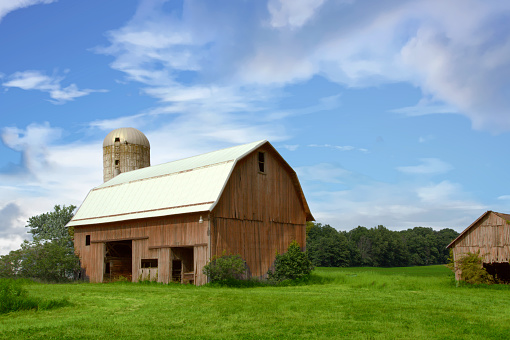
[267,241,313,283]
[26,205,76,241]
[0,205,81,282]
[307,223,350,267]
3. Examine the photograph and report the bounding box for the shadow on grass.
[203,273,334,288]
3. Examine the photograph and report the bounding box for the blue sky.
[1,0,509,254]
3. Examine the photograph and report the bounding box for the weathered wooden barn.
[447,211,510,281]
[68,138,314,285]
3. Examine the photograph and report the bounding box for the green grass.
[1,266,509,339]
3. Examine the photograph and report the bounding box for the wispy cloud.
[0,0,56,22]
[267,0,326,29]
[282,144,299,151]
[296,163,351,184]
[2,70,106,104]
[97,0,510,132]
[0,121,102,254]
[306,178,485,230]
[308,144,368,153]
[397,158,453,175]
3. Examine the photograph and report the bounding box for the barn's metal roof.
[68,140,268,226]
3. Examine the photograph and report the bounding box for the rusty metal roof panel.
[68,140,267,227]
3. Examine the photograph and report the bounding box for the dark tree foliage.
[307,224,350,267]
[268,241,313,283]
[306,222,459,268]
[0,205,81,282]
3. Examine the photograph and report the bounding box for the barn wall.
[74,212,209,284]
[212,147,307,277]
[451,212,510,280]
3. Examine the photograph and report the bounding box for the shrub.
[267,241,314,283]
[0,279,37,314]
[0,279,70,314]
[203,254,246,282]
[456,251,495,284]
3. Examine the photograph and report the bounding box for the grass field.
[1,265,509,339]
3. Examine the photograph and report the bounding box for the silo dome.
[103,127,151,182]
[103,127,150,148]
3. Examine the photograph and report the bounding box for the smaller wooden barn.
[447,211,510,281]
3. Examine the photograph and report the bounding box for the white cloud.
[282,144,299,151]
[497,195,510,200]
[397,158,453,175]
[2,70,106,104]
[267,0,327,29]
[296,163,351,184]
[94,0,510,132]
[308,144,368,153]
[0,0,56,22]
[306,178,485,231]
[0,122,103,255]
[1,122,62,174]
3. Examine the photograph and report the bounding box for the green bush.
[0,279,37,313]
[267,241,314,283]
[203,254,246,282]
[456,251,495,284]
[0,279,70,314]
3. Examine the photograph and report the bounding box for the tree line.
[0,205,460,282]
[306,222,458,268]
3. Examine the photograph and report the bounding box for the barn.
[68,130,314,285]
[447,211,510,282]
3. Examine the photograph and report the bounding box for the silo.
[103,127,150,182]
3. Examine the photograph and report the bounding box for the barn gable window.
[85,235,90,246]
[114,137,120,142]
[258,152,265,173]
[141,259,158,268]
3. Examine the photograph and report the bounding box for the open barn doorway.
[104,240,132,282]
[171,247,194,284]
[484,262,510,283]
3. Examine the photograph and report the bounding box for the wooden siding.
[74,212,209,283]
[213,147,306,224]
[211,147,307,277]
[451,212,510,280]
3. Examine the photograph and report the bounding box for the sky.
[1,0,510,255]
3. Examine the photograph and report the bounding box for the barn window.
[258,152,265,173]
[141,259,158,268]
[114,137,120,142]
[85,235,90,246]
[115,160,120,166]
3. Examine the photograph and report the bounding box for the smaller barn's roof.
[447,211,510,248]
[68,140,313,227]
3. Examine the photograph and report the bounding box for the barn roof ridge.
[98,139,267,189]
[446,210,510,248]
